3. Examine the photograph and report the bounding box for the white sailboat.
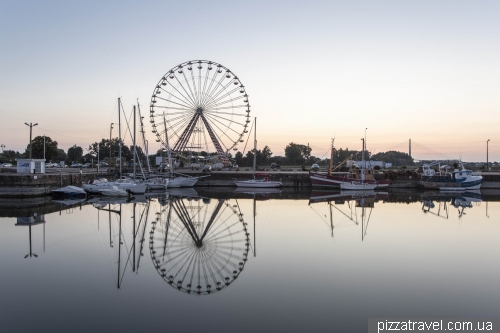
[234,118,282,188]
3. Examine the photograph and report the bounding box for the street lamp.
[487,139,490,171]
[0,144,5,153]
[24,122,38,159]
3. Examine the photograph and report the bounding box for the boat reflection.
[150,192,249,295]
[421,190,482,218]
[308,190,387,240]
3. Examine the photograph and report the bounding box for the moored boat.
[417,162,482,191]
[99,186,130,197]
[51,186,87,197]
[234,118,283,188]
[309,139,389,189]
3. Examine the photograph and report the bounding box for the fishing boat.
[51,186,87,197]
[235,118,283,188]
[309,139,389,189]
[417,162,482,191]
[340,181,377,190]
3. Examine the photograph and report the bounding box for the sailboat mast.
[118,98,122,178]
[253,117,257,176]
[361,138,365,181]
[328,138,334,176]
[164,118,174,174]
[133,105,136,179]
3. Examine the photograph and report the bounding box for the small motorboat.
[51,186,87,197]
[99,186,130,197]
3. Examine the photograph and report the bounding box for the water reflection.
[92,199,152,289]
[308,190,388,241]
[421,190,482,219]
[16,213,46,258]
[150,192,250,295]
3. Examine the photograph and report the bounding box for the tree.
[284,142,307,165]
[262,145,273,163]
[67,145,83,162]
[235,151,243,165]
[24,136,58,160]
[371,151,414,166]
[56,149,67,162]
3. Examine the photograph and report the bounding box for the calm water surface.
[1,189,499,332]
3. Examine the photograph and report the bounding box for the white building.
[15,159,46,174]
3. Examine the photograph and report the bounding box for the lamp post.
[110,123,114,166]
[487,139,490,171]
[1,144,5,153]
[24,122,38,159]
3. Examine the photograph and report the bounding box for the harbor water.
[1,189,499,332]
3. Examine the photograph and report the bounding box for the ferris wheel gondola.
[150,60,251,166]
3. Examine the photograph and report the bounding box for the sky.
[1,0,499,162]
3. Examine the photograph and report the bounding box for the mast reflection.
[308,190,387,241]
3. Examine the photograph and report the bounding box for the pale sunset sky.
[1,0,499,161]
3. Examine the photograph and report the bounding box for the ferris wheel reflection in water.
[150,195,250,295]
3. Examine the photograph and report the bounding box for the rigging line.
[238,119,254,158]
[156,89,194,109]
[35,127,103,140]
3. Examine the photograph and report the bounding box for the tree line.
[0,136,414,168]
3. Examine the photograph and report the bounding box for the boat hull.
[417,178,482,191]
[340,182,377,190]
[167,177,199,188]
[234,180,283,188]
[309,171,389,189]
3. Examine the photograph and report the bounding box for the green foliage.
[371,150,414,166]
[55,149,67,162]
[67,145,83,162]
[0,150,22,164]
[24,136,58,160]
[285,142,311,165]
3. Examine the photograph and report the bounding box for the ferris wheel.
[150,196,250,295]
[149,60,251,166]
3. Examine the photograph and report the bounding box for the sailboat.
[234,118,282,188]
[309,139,390,189]
[340,138,377,190]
